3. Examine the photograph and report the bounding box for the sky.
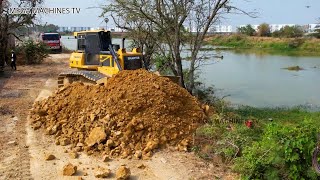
[34,0,320,27]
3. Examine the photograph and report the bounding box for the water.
[61,36,320,108]
[61,36,77,50]
[196,51,320,108]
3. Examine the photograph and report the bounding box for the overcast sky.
[37,0,320,27]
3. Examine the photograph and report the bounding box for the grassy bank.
[206,35,320,56]
[194,105,320,179]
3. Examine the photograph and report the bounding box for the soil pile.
[29,69,207,158]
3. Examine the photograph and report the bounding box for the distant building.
[57,27,91,32]
[57,26,68,32]
[238,24,298,33]
[111,27,126,32]
[209,25,233,33]
[307,24,320,33]
[185,25,233,33]
[269,24,297,32]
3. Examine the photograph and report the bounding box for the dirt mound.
[29,69,206,158]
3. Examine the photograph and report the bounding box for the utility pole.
[104,18,109,30]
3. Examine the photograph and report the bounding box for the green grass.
[208,35,320,56]
[194,106,320,178]
[230,106,320,123]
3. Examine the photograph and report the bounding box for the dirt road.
[0,54,236,179]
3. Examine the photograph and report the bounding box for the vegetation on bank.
[194,104,320,179]
[13,40,49,65]
[283,66,304,71]
[237,23,320,38]
[207,35,320,56]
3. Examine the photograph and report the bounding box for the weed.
[194,105,320,179]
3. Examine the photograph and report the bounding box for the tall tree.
[279,26,304,38]
[237,24,256,36]
[0,0,43,69]
[103,4,161,70]
[104,0,254,93]
[257,23,271,37]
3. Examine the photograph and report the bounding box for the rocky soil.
[0,54,237,179]
[29,69,207,159]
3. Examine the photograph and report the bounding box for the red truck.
[41,33,62,53]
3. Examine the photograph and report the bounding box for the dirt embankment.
[29,69,207,159]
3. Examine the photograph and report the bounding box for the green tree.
[36,24,59,33]
[272,30,281,37]
[272,26,304,38]
[237,24,256,36]
[234,119,319,179]
[0,0,44,69]
[102,6,161,71]
[279,26,304,38]
[257,23,271,37]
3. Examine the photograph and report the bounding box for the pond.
[195,50,320,108]
[61,36,320,108]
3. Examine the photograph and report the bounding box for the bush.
[233,118,319,179]
[194,105,320,179]
[309,29,320,39]
[16,40,49,64]
[257,23,271,37]
[237,25,256,36]
[272,26,304,38]
[288,38,305,49]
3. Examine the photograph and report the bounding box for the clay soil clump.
[30,69,207,159]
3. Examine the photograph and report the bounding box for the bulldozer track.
[57,70,106,88]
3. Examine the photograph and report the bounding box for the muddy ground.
[0,54,237,180]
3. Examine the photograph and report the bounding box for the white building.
[184,25,233,33]
[209,25,233,33]
[307,24,320,33]
[57,26,68,32]
[238,24,298,33]
[58,27,91,32]
[113,27,126,32]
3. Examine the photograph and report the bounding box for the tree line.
[237,23,320,38]
[16,24,59,36]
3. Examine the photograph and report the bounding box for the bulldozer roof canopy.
[73,30,110,38]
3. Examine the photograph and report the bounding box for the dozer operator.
[58,30,144,87]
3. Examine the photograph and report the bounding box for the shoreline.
[206,35,320,56]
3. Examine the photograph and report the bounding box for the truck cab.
[41,33,62,53]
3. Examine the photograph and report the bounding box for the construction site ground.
[0,54,236,180]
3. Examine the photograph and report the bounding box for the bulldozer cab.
[70,30,143,76]
[76,31,112,65]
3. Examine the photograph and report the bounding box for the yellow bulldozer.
[58,30,179,87]
[58,30,146,87]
